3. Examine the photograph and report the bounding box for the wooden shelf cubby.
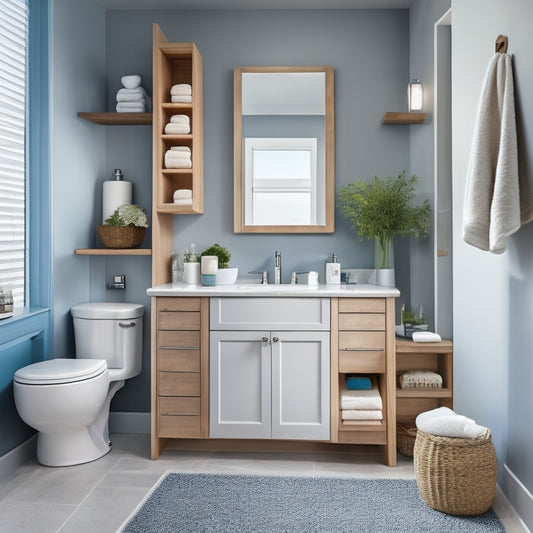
[395,338,453,425]
[77,112,152,125]
[382,112,426,124]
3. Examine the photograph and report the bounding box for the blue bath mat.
[120,472,505,532]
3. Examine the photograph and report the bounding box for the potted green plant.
[97,204,149,249]
[337,171,430,286]
[200,243,238,285]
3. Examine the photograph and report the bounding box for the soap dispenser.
[326,252,341,284]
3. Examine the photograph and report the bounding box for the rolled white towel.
[173,189,192,200]
[171,146,191,154]
[116,102,145,113]
[416,407,488,439]
[164,123,190,135]
[341,409,383,421]
[121,75,141,89]
[170,114,190,124]
[171,83,192,96]
[171,95,192,103]
[173,198,193,206]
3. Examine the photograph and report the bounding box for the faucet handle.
[248,270,268,284]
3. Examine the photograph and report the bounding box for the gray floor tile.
[0,500,76,533]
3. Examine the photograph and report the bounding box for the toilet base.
[37,427,111,467]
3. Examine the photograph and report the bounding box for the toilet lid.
[14,359,107,385]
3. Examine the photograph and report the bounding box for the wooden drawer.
[159,413,202,438]
[158,348,200,372]
[338,298,385,314]
[339,313,385,331]
[159,330,200,349]
[158,311,200,330]
[158,371,201,396]
[157,297,201,312]
[339,350,385,373]
[339,331,385,350]
[159,396,200,416]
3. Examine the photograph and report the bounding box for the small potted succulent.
[200,243,238,285]
[97,204,148,249]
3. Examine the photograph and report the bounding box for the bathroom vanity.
[148,283,399,466]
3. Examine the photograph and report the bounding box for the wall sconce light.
[408,79,423,112]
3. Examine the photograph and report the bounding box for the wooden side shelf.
[396,338,453,425]
[77,112,152,125]
[382,112,426,124]
[74,248,152,256]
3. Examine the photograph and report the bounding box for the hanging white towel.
[463,53,520,254]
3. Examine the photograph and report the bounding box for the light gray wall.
[452,0,533,522]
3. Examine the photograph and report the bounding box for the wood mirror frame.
[234,66,335,233]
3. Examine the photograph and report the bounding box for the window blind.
[0,0,28,309]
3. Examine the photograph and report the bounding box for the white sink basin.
[236,283,318,291]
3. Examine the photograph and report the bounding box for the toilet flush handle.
[119,321,136,328]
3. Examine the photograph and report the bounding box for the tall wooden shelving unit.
[152,23,204,287]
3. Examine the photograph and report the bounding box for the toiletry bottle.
[326,252,341,284]
[171,250,183,284]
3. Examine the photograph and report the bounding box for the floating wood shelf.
[74,248,152,256]
[382,112,426,124]
[157,203,203,214]
[77,112,152,125]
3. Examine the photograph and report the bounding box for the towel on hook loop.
[463,52,521,254]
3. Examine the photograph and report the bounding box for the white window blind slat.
[0,0,28,310]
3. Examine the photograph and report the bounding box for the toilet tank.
[70,303,144,381]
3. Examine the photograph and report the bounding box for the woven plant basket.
[414,429,497,516]
[97,225,146,249]
[397,424,417,457]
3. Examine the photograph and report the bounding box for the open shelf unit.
[74,248,151,256]
[77,112,152,125]
[382,112,426,124]
[395,338,453,425]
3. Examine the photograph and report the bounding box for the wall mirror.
[234,66,335,233]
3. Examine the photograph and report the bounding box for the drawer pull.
[262,337,269,343]
[160,346,199,350]
[341,348,384,352]
[272,337,279,342]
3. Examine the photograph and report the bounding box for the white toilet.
[13,302,144,467]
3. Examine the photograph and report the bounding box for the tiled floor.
[0,434,526,533]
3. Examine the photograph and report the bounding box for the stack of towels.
[173,189,192,206]
[116,75,151,113]
[341,376,383,421]
[416,407,488,438]
[164,146,192,169]
[164,114,191,135]
[398,370,442,389]
[170,83,192,103]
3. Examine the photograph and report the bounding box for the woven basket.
[397,424,417,457]
[97,225,146,249]
[414,429,497,515]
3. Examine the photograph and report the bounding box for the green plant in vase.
[338,171,430,282]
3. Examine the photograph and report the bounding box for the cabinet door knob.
[262,337,269,343]
[272,337,279,342]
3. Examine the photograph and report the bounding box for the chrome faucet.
[274,251,281,284]
[248,270,268,284]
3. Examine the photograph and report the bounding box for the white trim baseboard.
[109,411,150,435]
[0,435,37,481]
[500,463,533,532]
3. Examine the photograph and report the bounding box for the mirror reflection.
[234,66,334,233]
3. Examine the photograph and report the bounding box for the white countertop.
[147,282,400,298]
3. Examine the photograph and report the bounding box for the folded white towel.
[164,123,190,135]
[173,198,193,206]
[116,102,145,113]
[116,87,149,102]
[416,407,488,439]
[340,377,382,410]
[463,52,520,254]
[121,75,141,89]
[171,146,191,154]
[171,95,192,103]
[171,83,192,96]
[164,152,192,168]
[170,114,190,124]
[341,409,383,421]
[173,188,192,200]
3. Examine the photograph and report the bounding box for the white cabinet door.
[271,331,330,441]
[210,331,271,438]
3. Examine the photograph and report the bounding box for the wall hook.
[495,34,508,53]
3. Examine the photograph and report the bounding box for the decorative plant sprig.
[183,250,200,263]
[200,243,231,269]
[104,204,148,228]
[337,171,430,268]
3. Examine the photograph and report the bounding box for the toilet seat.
[14,359,107,385]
